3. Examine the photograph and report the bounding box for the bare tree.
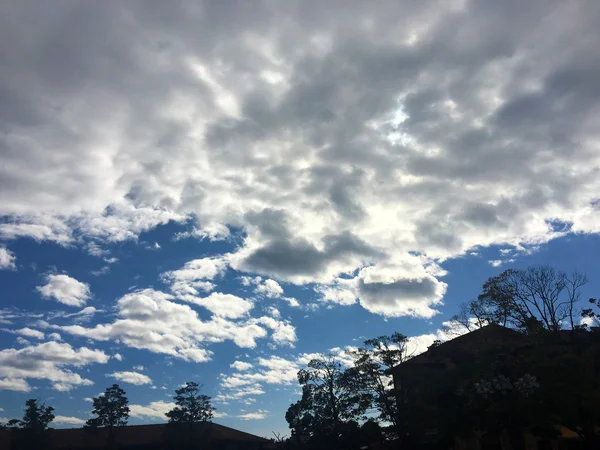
[474,265,587,333]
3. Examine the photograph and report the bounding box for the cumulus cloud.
[0,341,109,391]
[37,274,91,307]
[59,289,292,361]
[54,416,86,426]
[255,279,284,298]
[161,256,227,297]
[186,293,253,319]
[15,328,44,340]
[230,361,253,371]
[239,410,268,420]
[0,378,30,392]
[0,247,16,270]
[130,401,176,419]
[0,0,599,319]
[109,371,152,385]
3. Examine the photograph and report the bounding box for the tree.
[14,399,55,431]
[581,298,600,327]
[348,333,410,438]
[165,382,215,449]
[8,399,55,449]
[86,384,129,448]
[166,382,215,423]
[456,266,587,334]
[285,356,370,448]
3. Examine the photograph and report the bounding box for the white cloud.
[0,341,108,391]
[54,416,86,426]
[0,378,30,392]
[282,297,301,308]
[252,317,297,346]
[37,274,91,307]
[230,361,253,371]
[130,401,176,419]
[0,247,16,270]
[109,371,152,385]
[113,353,123,361]
[239,410,268,420]
[15,337,30,345]
[133,365,144,371]
[0,1,599,320]
[255,279,284,298]
[15,328,44,340]
[162,257,228,298]
[186,293,253,319]
[59,289,283,361]
[48,333,62,341]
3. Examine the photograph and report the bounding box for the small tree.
[16,399,55,431]
[166,382,215,449]
[9,399,55,449]
[86,384,129,447]
[166,382,215,423]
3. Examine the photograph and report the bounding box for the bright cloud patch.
[37,274,91,307]
[239,410,268,420]
[15,328,44,340]
[109,371,152,385]
[59,289,295,360]
[130,401,176,419]
[0,247,16,270]
[230,361,253,371]
[0,342,109,392]
[189,293,253,319]
[54,416,86,426]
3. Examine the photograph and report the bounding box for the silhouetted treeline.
[1,381,216,450]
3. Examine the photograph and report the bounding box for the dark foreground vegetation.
[2,265,599,450]
[284,266,600,450]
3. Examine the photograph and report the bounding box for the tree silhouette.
[286,356,370,449]
[166,382,215,423]
[8,399,55,449]
[348,333,410,439]
[85,384,129,448]
[166,382,215,449]
[449,266,587,334]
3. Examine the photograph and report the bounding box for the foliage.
[11,399,55,431]
[582,297,600,327]
[7,399,55,450]
[451,266,587,334]
[285,356,370,448]
[348,333,409,436]
[166,382,215,423]
[85,384,130,429]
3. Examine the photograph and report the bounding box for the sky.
[0,0,599,438]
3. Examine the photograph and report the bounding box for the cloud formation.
[37,275,91,307]
[1,1,599,319]
[0,247,16,270]
[0,341,109,392]
[59,289,295,361]
[109,371,152,386]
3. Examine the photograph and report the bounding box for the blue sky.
[1,0,600,439]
